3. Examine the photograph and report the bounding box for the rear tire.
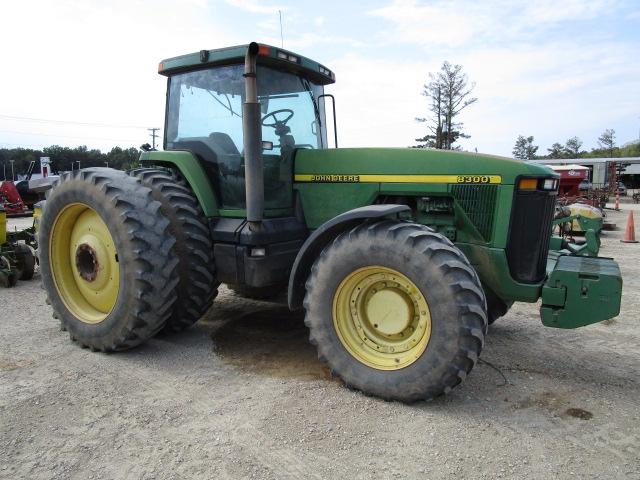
[15,244,36,280]
[39,168,179,351]
[130,168,218,332]
[303,220,487,402]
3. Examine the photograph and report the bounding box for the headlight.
[518,178,538,190]
[518,177,558,191]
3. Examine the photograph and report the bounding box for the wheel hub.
[333,266,432,370]
[365,288,412,335]
[75,243,99,282]
[50,203,120,324]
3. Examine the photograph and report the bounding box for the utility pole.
[148,128,160,150]
[9,159,15,181]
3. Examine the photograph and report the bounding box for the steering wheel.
[261,109,294,128]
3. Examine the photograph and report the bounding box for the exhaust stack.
[243,42,263,228]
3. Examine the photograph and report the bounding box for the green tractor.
[38,43,622,401]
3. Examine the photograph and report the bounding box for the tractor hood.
[294,148,556,185]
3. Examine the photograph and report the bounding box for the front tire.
[304,220,487,402]
[39,168,179,351]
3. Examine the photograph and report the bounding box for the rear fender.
[140,150,219,216]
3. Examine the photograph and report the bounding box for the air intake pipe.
[243,42,263,228]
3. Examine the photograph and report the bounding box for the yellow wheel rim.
[49,203,120,324]
[332,266,432,370]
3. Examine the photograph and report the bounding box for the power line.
[0,141,49,149]
[0,114,150,129]
[0,129,142,143]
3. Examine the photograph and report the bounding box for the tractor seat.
[209,132,240,155]
[173,133,242,172]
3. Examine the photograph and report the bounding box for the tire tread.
[129,168,217,332]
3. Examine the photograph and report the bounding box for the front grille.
[506,189,556,283]
[451,184,498,241]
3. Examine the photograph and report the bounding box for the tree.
[564,136,583,157]
[547,142,565,158]
[415,61,477,150]
[512,135,539,160]
[598,129,616,157]
[106,146,141,170]
[619,140,640,158]
[0,145,141,177]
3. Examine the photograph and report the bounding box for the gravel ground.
[1,205,639,479]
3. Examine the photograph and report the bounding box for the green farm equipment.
[550,203,604,257]
[38,43,623,401]
[0,205,37,287]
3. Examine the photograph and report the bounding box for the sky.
[1,0,639,157]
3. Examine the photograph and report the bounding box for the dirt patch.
[564,407,594,420]
[211,308,333,381]
[0,361,22,371]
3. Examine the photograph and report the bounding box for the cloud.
[325,35,640,155]
[359,0,638,154]
[224,0,284,14]
[370,0,622,48]
[522,0,616,24]
[456,41,640,153]
[325,55,440,148]
[0,0,240,149]
[370,0,480,46]
[266,33,366,51]
[2,0,637,155]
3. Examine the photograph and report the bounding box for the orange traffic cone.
[621,211,638,243]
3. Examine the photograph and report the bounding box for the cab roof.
[158,43,335,86]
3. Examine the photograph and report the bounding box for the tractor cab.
[160,43,335,213]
